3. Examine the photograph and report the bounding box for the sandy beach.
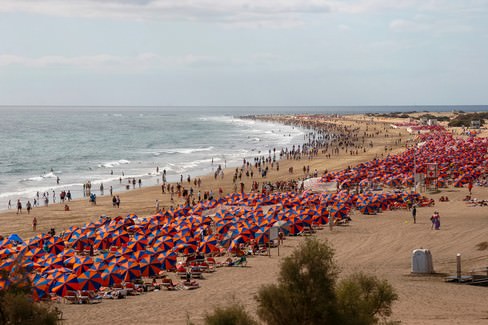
[1,113,487,324]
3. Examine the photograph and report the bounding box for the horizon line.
[1,104,487,108]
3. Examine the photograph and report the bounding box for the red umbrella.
[139,255,161,277]
[51,273,80,297]
[32,275,52,301]
[173,243,197,256]
[46,237,66,255]
[254,227,270,245]
[101,266,125,287]
[157,251,177,271]
[77,270,103,291]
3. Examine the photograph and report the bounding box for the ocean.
[0,105,486,211]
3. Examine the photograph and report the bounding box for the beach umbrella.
[312,210,329,225]
[0,247,17,259]
[173,243,197,256]
[153,236,174,252]
[328,204,349,220]
[110,231,130,247]
[0,258,15,273]
[51,273,80,297]
[198,236,220,255]
[254,227,270,245]
[21,259,41,272]
[288,220,304,235]
[77,270,103,291]
[72,258,95,275]
[38,254,64,270]
[46,237,66,255]
[71,236,95,251]
[139,255,162,277]
[44,267,73,280]
[358,204,377,215]
[101,266,125,287]
[126,237,148,252]
[32,275,52,301]
[158,251,177,271]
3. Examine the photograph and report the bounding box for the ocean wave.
[98,159,130,168]
[151,147,214,155]
[21,171,58,182]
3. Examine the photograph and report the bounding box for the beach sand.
[1,114,487,324]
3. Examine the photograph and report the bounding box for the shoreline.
[2,112,488,325]
[0,113,412,239]
[0,116,306,214]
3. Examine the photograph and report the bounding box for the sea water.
[0,105,486,211]
[0,106,308,210]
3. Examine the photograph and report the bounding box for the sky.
[0,0,487,106]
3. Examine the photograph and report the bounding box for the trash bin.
[411,249,434,273]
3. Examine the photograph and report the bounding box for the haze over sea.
[1,105,486,211]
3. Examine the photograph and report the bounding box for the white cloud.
[0,52,280,70]
[389,16,473,34]
[389,19,429,32]
[0,0,333,27]
[337,0,488,14]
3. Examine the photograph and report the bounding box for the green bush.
[448,112,487,127]
[204,238,398,325]
[204,303,258,325]
[336,273,398,325]
[0,269,60,325]
[0,292,59,325]
[256,238,340,325]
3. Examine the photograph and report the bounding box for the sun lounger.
[161,278,183,291]
[79,290,102,304]
[103,289,127,299]
[182,280,200,290]
[124,282,142,295]
[63,291,80,304]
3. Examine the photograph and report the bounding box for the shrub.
[0,268,60,325]
[204,239,398,325]
[204,302,258,325]
[336,272,398,325]
[256,238,340,325]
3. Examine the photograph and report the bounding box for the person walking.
[16,199,22,214]
[412,205,417,224]
[431,210,440,230]
[32,217,37,232]
[26,200,32,214]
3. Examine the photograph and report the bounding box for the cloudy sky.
[0,0,487,106]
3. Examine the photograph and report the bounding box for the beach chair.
[182,280,200,290]
[190,266,203,278]
[63,291,80,304]
[206,257,221,268]
[161,278,182,291]
[124,282,141,295]
[176,265,187,278]
[79,290,102,304]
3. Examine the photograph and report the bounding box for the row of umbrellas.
[321,131,487,188]
[0,186,422,300]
